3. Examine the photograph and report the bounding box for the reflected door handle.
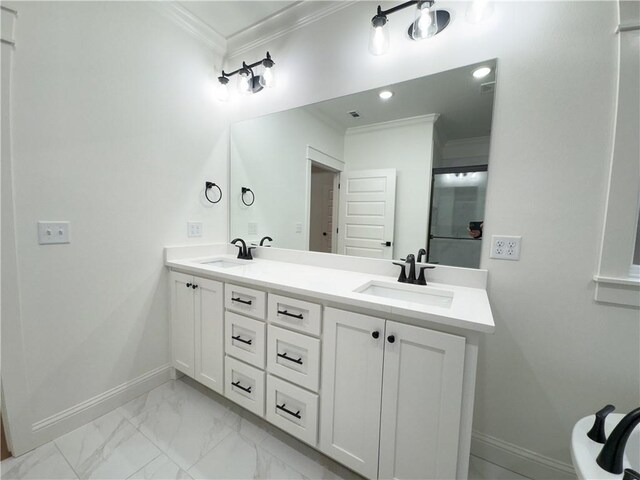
[380,241,392,247]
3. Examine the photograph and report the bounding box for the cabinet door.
[319,308,385,479]
[194,277,224,394]
[170,271,195,377]
[379,321,465,480]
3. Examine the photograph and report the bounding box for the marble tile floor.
[1,377,531,480]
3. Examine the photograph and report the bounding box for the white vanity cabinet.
[320,307,466,479]
[169,271,224,394]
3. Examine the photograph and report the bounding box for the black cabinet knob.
[186,283,192,288]
[387,335,395,343]
[372,331,379,339]
[192,284,198,289]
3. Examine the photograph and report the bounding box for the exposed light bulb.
[379,90,393,100]
[260,66,274,88]
[369,14,389,56]
[260,53,275,88]
[216,81,229,102]
[466,0,494,24]
[238,70,251,95]
[413,1,438,40]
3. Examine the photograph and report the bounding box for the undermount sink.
[200,258,246,269]
[354,281,454,308]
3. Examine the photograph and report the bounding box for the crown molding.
[226,1,357,60]
[155,2,226,58]
[345,114,441,136]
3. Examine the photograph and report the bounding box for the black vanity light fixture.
[369,0,450,56]
[216,52,275,102]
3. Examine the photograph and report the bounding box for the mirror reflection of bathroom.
[229,60,496,268]
[309,163,339,254]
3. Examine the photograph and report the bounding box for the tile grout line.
[53,441,81,480]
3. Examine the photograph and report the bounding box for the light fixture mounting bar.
[377,0,420,17]
[220,52,273,80]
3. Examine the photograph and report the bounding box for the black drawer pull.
[231,380,252,393]
[277,352,303,365]
[232,297,252,305]
[277,403,301,419]
[186,283,192,288]
[232,335,252,345]
[277,309,304,320]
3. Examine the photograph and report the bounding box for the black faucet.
[597,407,640,474]
[417,248,427,263]
[231,238,255,260]
[393,253,435,285]
[259,236,273,247]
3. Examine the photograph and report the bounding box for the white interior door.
[338,169,396,259]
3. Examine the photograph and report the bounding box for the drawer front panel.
[266,375,318,446]
[267,325,320,392]
[225,284,267,320]
[225,312,266,369]
[225,356,265,417]
[268,294,321,336]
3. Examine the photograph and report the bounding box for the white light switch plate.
[187,222,202,237]
[38,221,70,244]
[490,235,522,260]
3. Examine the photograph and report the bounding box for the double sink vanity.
[165,243,494,480]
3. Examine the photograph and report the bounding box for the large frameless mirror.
[229,59,496,268]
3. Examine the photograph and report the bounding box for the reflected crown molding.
[226,1,358,59]
[345,113,440,136]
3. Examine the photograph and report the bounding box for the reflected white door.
[338,169,396,259]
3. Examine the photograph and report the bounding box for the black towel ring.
[204,182,222,204]
[241,187,255,207]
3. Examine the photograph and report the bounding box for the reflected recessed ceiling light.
[379,90,394,100]
[472,67,491,79]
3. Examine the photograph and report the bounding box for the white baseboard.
[18,364,171,454]
[471,431,576,480]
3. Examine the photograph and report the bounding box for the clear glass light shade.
[466,0,494,24]
[260,65,275,88]
[414,3,438,40]
[238,72,251,95]
[369,23,390,56]
[216,81,229,102]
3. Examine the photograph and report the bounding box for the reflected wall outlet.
[490,235,521,260]
[295,222,303,233]
[248,222,258,235]
[188,222,202,237]
[38,221,70,244]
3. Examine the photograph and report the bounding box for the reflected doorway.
[309,164,339,253]
[427,165,488,268]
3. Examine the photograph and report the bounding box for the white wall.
[438,136,491,168]
[343,116,436,259]
[225,1,639,474]
[2,1,228,452]
[229,107,343,249]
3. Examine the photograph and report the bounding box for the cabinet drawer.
[268,294,321,336]
[267,325,320,392]
[225,312,265,369]
[266,375,318,446]
[225,284,266,320]
[225,356,265,417]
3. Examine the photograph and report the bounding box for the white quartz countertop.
[166,253,495,334]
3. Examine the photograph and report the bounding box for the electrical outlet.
[490,235,521,260]
[187,222,203,237]
[248,222,258,235]
[38,221,70,245]
[295,222,303,234]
